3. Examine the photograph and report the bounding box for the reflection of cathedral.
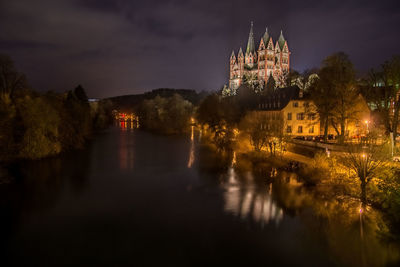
[229,22,291,90]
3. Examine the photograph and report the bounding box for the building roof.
[246,22,255,54]
[258,86,304,111]
[238,47,243,57]
[230,23,289,57]
[278,30,286,50]
[262,27,269,46]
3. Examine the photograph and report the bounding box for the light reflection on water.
[114,126,400,266]
[187,126,195,168]
[1,127,399,266]
[222,166,283,226]
[119,120,136,131]
[118,121,135,169]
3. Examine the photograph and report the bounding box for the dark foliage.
[0,55,113,161]
[108,88,208,113]
[138,94,193,134]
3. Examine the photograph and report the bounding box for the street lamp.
[364,120,369,134]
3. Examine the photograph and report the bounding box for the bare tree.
[309,52,358,143]
[0,54,27,102]
[239,111,283,154]
[340,142,389,205]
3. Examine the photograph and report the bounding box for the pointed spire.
[238,47,243,57]
[278,29,286,50]
[246,21,255,54]
[230,50,235,59]
[263,27,270,46]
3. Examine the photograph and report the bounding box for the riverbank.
[0,90,113,164]
[198,127,400,240]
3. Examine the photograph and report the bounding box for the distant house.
[256,86,320,138]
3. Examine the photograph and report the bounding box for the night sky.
[1,0,399,98]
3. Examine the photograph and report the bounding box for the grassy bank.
[199,127,400,240]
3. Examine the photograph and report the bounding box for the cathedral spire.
[278,30,286,50]
[246,21,255,54]
[231,50,235,58]
[263,27,270,46]
[238,47,243,57]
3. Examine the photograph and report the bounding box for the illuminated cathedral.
[228,22,291,91]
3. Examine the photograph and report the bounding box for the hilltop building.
[229,22,291,91]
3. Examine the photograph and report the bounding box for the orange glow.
[187,126,195,168]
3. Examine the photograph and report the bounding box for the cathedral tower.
[228,22,291,90]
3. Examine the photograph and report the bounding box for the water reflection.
[201,148,400,266]
[1,128,398,266]
[222,154,283,226]
[0,150,91,244]
[119,128,134,170]
[187,126,195,168]
[120,120,126,130]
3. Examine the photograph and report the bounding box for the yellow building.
[255,86,371,140]
[257,86,319,138]
[282,99,320,137]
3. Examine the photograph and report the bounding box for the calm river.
[0,126,399,266]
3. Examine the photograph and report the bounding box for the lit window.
[287,113,292,120]
[298,126,303,133]
[296,113,304,120]
[309,126,314,133]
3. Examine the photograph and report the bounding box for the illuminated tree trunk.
[323,117,329,142]
[339,115,346,144]
[360,179,367,205]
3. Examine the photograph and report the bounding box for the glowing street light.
[364,120,369,133]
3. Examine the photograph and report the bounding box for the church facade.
[229,22,291,91]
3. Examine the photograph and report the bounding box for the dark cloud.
[0,0,399,97]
